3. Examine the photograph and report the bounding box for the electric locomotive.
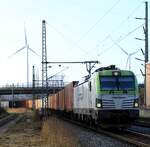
[73,65,139,128]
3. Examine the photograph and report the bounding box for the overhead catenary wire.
[46,22,97,60]
[97,19,150,57]
[44,1,147,64]
[73,1,143,60]
[75,0,121,44]
[94,2,143,50]
[97,4,150,58]
[46,0,121,60]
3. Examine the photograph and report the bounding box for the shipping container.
[9,101,18,108]
[58,89,65,110]
[49,94,58,110]
[0,101,9,109]
[26,100,33,109]
[64,81,77,112]
[35,99,42,109]
[9,100,27,108]
[19,100,27,107]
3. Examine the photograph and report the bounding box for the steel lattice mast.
[42,20,48,116]
[145,1,149,106]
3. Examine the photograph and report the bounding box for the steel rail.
[57,115,150,147]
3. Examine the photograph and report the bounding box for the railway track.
[106,128,150,147]
[0,114,24,133]
[58,116,150,147]
[0,113,9,119]
[134,120,150,128]
[125,129,150,146]
[94,127,150,147]
[0,114,17,127]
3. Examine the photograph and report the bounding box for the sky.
[0,0,149,86]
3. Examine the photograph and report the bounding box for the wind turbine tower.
[9,25,39,87]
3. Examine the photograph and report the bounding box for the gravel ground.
[0,108,136,147]
[61,120,136,147]
[0,111,42,147]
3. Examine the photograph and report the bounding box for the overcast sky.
[0,0,149,86]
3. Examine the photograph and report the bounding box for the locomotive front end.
[96,66,139,127]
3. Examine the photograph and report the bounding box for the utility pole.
[42,20,48,117]
[145,1,149,106]
[145,1,149,63]
[136,2,149,107]
[32,65,35,111]
[11,83,14,108]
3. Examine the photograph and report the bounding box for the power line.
[46,22,97,60]
[75,0,121,44]
[98,22,146,57]
[77,1,143,60]
[46,22,67,41]
[76,0,120,58]
[94,2,143,52]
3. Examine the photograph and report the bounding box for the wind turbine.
[122,49,139,70]
[9,25,39,87]
[110,37,139,70]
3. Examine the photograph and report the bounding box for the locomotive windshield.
[100,76,135,91]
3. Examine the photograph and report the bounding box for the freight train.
[48,65,139,128]
[0,65,139,128]
[0,99,41,109]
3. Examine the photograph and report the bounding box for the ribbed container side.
[64,81,77,112]
[58,89,65,111]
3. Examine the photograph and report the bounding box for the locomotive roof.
[94,65,119,72]
[94,65,135,76]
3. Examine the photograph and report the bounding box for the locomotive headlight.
[114,71,118,76]
[96,99,102,108]
[97,103,101,108]
[134,102,138,107]
[112,71,120,76]
[134,99,139,108]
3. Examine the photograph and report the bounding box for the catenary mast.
[42,20,48,116]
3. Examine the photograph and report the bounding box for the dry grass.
[0,111,81,147]
[6,108,30,114]
[41,117,81,147]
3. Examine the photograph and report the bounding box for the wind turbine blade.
[120,47,129,56]
[110,37,128,55]
[130,50,139,56]
[8,46,26,58]
[24,24,28,46]
[29,48,40,57]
